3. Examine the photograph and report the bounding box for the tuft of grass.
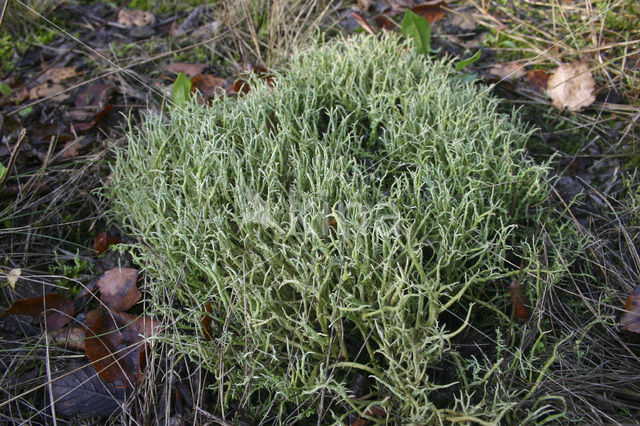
[219,0,336,68]
[107,33,583,423]
[1,0,60,34]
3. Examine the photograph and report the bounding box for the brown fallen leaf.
[167,63,208,78]
[29,83,70,102]
[2,294,74,330]
[449,11,476,31]
[527,69,549,91]
[96,268,141,311]
[28,122,72,143]
[233,66,274,95]
[326,215,338,230]
[547,62,596,111]
[387,0,415,12]
[412,1,446,24]
[375,14,394,30]
[352,405,387,426]
[73,104,114,132]
[60,137,84,159]
[49,325,86,351]
[201,302,213,341]
[117,8,154,27]
[39,66,79,84]
[621,285,640,333]
[489,61,526,81]
[67,83,113,121]
[51,363,126,418]
[1,182,51,198]
[351,11,377,36]
[85,308,161,386]
[509,279,530,322]
[94,231,121,255]
[190,74,228,102]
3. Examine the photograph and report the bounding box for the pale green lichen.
[107,34,577,423]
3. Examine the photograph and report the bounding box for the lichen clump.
[108,34,567,423]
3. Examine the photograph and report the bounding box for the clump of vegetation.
[107,34,580,423]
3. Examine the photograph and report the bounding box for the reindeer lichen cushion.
[107,34,571,423]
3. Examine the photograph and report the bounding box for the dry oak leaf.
[85,308,161,386]
[621,285,640,333]
[547,62,596,111]
[96,267,141,311]
[117,8,154,27]
[2,294,74,330]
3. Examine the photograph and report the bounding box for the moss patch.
[107,34,578,423]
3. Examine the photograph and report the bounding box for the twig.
[0,0,8,31]
[44,316,58,426]
[196,407,233,426]
[0,128,27,187]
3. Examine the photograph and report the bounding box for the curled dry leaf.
[547,62,596,111]
[49,325,86,351]
[85,308,161,386]
[94,231,121,255]
[509,279,530,322]
[621,285,640,333]
[489,61,526,81]
[117,8,154,27]
[2,294,74,330]
[96,267,141,311]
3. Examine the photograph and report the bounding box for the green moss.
[0,34,16,72]
[595,0,640,33]
[107,34,578,423]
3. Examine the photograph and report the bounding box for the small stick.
[0,128,27,187]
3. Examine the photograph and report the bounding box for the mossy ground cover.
[107,34,583,423]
